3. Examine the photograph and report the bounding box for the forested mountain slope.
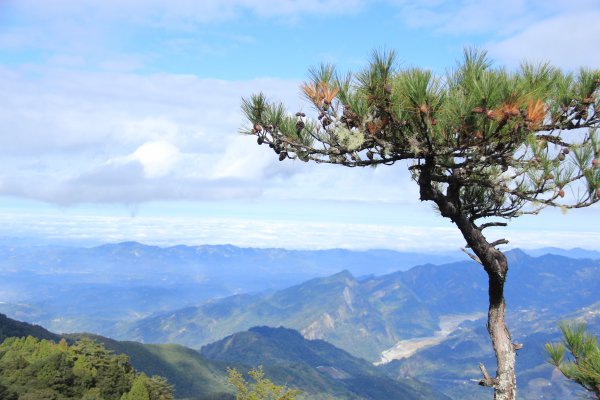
[201,326,450,400]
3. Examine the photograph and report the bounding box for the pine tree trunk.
[418,161,518,399]
[451,218,518,399]
[486,261,517,400]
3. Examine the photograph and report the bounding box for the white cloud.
[390,0,600,38]
[210,135,275,181]
[0,211,463,251]
[0,64,421,207]
[0,0,366,67]
[386,1,600,72]
[1,0,598,250]
[488,11,600,69]
[130,141,181,178]
[0,68,299,154]
[393,0,527,35]
[0,65,306,204]
[261,161,419,205]
[1,209,599,251]
[384,0,600,70]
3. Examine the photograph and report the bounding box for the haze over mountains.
[0,240,465,333]
[120,249,600,360]
[1,239,597,335]
[0,240,598,399]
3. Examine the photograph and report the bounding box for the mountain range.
[1,240,596,337]
[1,241,599,399]
[120,250,600,361]
[121,269,438,361]
[0,241,465,334]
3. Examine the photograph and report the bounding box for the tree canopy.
[227,367,301,400]
[243,49,599,228]
[0,336,174,400]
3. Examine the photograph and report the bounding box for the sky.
[0,0,599,251]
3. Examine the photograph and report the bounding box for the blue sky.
[0,0,599,251]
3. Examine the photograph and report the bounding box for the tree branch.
[461,248,482,265]
[477,363,498,387]
[478,222,508,230]
[489,239,509,247]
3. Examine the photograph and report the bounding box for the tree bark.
[418,159,517,399]
[484,254,517,400]
[454,216,517,400]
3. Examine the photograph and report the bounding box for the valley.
[375,312,486,364]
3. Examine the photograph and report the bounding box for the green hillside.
[1,313,446,399]
[71,334,234,400]
[201,326,450,400]
[0,312,61,343]
[0,313,233,399]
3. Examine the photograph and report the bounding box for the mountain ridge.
[123,250,599,362]
[0,312,447,400]
[200,325,450,400]
[0,241,469,334]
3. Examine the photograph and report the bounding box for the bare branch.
[478,363,497,387]
[489,239,509,247]
[461,248,482,265]
[478,222,508,230]
[513,343,524,351]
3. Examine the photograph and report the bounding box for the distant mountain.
[522,247,600,259]
[0,241,463,334]
[399,249,600,315]
[3,240,595,340]
[123,270,438,361]
[124,250,600,362]
[3,243,600,400]
[201,326,450,400]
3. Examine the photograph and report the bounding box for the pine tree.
[122,373,150,400]
[546,322,600,398]
[0,381,18,400]
[242,49,600,400]
[146,375,175,400]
